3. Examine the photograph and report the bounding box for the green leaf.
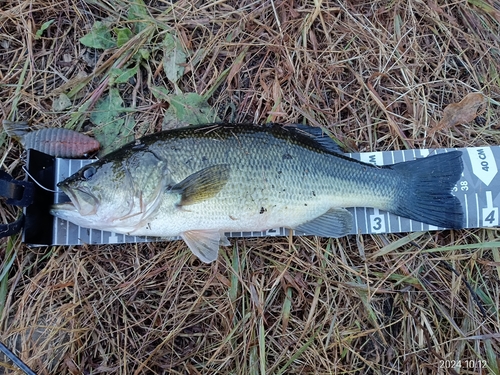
[90,89,134,153]
[128,0,150,33]
[151,86,170,101]
[138,48,150,60]
[115,27,133,47]
[80,21,116,49]
[162,92,220,128]
[162,33,187,84]
[109,66,138,85]
[35,19,55,39]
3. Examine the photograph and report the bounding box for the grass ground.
[1,0,500,374]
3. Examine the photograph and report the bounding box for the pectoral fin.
[295,208,353,237]
[181,230,230,263]
[170,164,230,206]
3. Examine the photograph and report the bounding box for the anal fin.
[181,230,230,263]
[295,208,353,237]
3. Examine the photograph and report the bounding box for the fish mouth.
[55,184,98,216]
[50,201,78,216]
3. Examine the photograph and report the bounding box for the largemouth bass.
[51,124,464,263]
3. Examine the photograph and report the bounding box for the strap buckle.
[0,170,34,238]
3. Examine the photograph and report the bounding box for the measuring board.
[38,146,499,246]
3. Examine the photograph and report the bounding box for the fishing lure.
[3,120,100,158]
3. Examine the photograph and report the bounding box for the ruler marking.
[486,190,493,207]
[109,232,118,244]
[53,160,60,244]
[475,193,480,227]
[464,194,469,228]
[387,211,391,233]
[353,207,358,234]
[79,223,83,246]
[388,151,394,233]
[364,207,369,233]
[391,151,404,232]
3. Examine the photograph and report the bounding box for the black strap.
[0,341,37,375]
[0,214,24,237]
[0,170,34,207]
[0,174,38,372]
[0,170,34,238]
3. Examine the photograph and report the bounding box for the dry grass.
[1,0,500,374]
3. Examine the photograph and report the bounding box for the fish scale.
[147,127,394,218]
[51,123,464,263]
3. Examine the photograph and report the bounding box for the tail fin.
[2,120,29,143]
[389,151,464,229]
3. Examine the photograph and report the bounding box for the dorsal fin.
[283,124,344,154]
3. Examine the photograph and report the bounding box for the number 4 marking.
[482,191,499,227]
[484,210,496,224]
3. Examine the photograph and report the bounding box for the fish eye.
[82,166,96,180]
